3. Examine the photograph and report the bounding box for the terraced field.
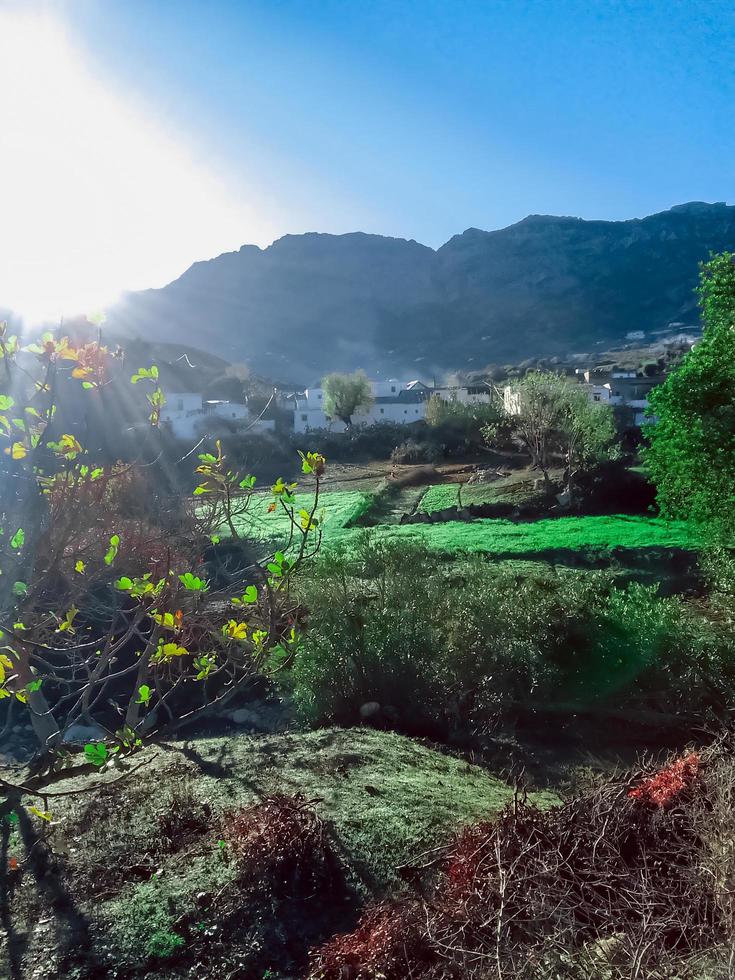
[220,485,699,566]
[227,489,371,546]
[331,514,699,559]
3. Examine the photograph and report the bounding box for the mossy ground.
[0,728,556,979]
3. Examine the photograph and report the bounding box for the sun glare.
[0,10,255,325]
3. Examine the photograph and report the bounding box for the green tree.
[559,386,619,498]
[485,371,617,489]
[322,371,373,428]
[644,252,735,536]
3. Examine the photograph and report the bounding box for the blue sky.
[68,0,735,242]
[2,0,735,315]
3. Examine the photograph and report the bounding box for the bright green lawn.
[226,489,371,546]
[331,515,699,557]
[419,479,546,513]
[420,482,504,512]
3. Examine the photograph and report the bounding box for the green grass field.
[419,482,502,512]
[220,487,698,562]
[419,478,546,513]
[226,489,371,546]
[332,514,699,558]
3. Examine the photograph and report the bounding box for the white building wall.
[293,378,427,434]
[160,393,205,440]
[206,401,249,422]
[585,384,612,403]
[503,386,522,416]
[161,393,255,440]
[434,386,492,405]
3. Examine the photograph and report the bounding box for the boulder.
[359,701,382,722]
[62,722,106,744]
[230,707,261,727]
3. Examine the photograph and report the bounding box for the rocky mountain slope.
[107,201,735,381]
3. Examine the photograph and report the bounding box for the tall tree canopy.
[321,371,373,428]
[644,253,735,536]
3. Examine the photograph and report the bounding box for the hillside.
[100,202,734,381]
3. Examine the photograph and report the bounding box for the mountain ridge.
[102,201,735,382]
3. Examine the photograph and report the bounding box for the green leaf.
[179,572,208,593]
[0,395,14,411]
[84,742,109,767]
[104,534,120,565]
[114,576,134,591]
[10,528,24,550]
[242,585,258,604]
[136,684,152,706]
[12,581,27,597]
[130,365,159,384]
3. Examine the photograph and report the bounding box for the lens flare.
[0,9,253,324]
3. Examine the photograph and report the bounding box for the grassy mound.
[0,728,556,979]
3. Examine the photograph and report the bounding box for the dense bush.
[293,536,735,733]
[424,396,503,457]
[294,422,422,463]
[390,438,440,464]
[293,538,447,733]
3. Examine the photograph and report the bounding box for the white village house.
[160,393,275,441]
[292,379,494,434]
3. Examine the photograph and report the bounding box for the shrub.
[296,422,421,463]
[293,537,449,731]
[224,794,340,895]
[292,537,735,732]
[390,438,439,464]
[146,930,185,961]
[0,327,325,761]
[309,740,735,979]
[308,901,431,980]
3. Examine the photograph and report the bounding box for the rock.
[359,701,382,722]
[62,722,106,744]
[556,488,572,507]
[230,708,261,727]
